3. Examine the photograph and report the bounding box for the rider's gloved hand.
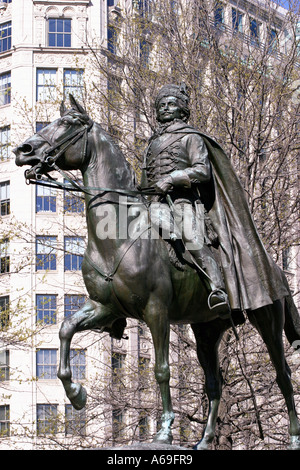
[154,176,173,195]
[154,170,191,195]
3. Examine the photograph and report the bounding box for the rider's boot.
[190,246,231,319]
[207,288,231,320]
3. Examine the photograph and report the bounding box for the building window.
[282,247,291,271]
[36,122,50,133]
[250,18,260,45]
[0,181,10,215]
[63,69,84,101]
[0,296,9,330]
[107,74,122,114]
[138,413,149,441]
[36,295,57,325]
[0,126,10,160]
[70,349,86,380]
[36,349,57,379]
[36,69,57,102]
[64,294,85,318]
[138,356,150,391]
[0,238,9,274]
[36,236,57,271]
[179,418,190,444]
[268,29,277,53]
[0,72,11,106]
[48,18,71,47]
[112,408,124,442]
[214,4,224,28]
[0,405,9,437]
[137,0,152,17]
[36,184,56,213]
[232,8,243,33]
[139,38,150,67]
[0,351,9,381]
[0,22,11,53]
[37,404,58,435]
[65,405,86,436]
[138,321,146,337]
[64,236,85,271]
[107,25,117,54]
[111,352,126,386]
[64,179,84,213]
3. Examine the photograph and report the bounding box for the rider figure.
[141,83,231,319]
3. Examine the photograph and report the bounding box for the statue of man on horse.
[13,89,300,449]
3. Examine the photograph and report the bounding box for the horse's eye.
[60,118,70,126]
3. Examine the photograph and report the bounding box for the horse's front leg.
[146,302,174,445]
[58,298,110,410]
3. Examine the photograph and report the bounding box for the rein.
[28,174,158,214]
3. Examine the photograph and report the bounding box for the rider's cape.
[148,122,291,312]
[200,132,289,311]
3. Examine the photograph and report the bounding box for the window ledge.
[36,378,60,382]
[11,45,87,54]
[33,0,90,4]
[36,270,58,274]
[64,270,82,273]
[0,50,12,58]
[35,46,88,53]
[36,211,57,215]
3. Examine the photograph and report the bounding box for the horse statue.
[14,95,300,450]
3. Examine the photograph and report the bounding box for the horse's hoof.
[289,435,300,450]
[193,438,211,450]
[69,384,87,410]
[152,428,173,445]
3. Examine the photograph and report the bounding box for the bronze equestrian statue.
[14,90,300,449]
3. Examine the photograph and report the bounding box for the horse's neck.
[83,124,134,192]
[83,125,136,262]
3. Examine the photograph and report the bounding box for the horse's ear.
[60,101,67,116]
[69,94,86,115]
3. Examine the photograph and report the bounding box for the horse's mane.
[62,95,138,189]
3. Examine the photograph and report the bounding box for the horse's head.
[14,95,93,180]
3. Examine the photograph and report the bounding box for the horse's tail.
[283,277,300,347]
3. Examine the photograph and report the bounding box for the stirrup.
[208,290,240,341]
[208,289,231,319]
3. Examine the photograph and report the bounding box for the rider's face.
[156,96,184,123]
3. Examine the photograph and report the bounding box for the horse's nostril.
[18,143,34,155]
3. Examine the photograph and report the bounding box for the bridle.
[25,117,93,194]
[39,122,92,169]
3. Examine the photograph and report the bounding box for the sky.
[278,0,295,9]
[278,0,288,8]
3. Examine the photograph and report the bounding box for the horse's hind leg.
[191,320,227,450]
[58,298,114,410]
[248,301,300,449]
